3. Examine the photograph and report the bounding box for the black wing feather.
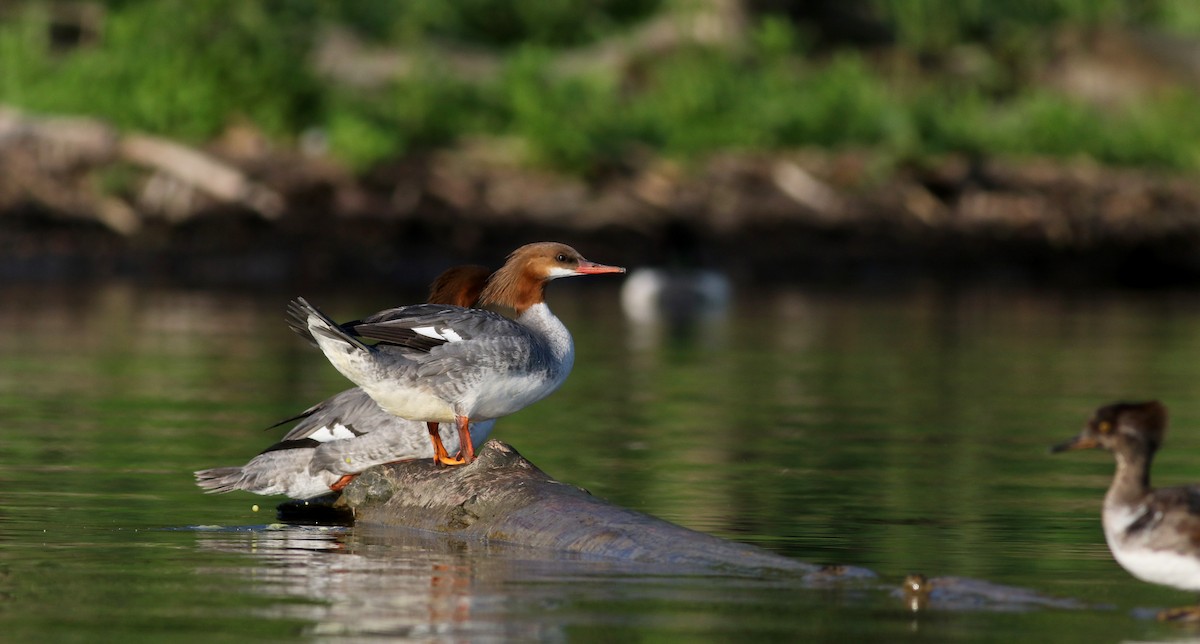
[347,323,448,351]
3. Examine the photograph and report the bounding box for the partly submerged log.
[277,440,1106,613]
[325,439,826,575]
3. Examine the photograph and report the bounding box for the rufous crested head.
[1051,400,1167,455]
[427,264,491,307]
[479,242,625,313]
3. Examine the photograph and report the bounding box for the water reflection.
[3,281,1200,640]
[190,522,1110,642]
[194,523,836,641]
[195,525,554,640]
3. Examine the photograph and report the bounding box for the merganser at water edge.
[289,242,625,465]
[194,265,494,498]
[1053,401,1200,621]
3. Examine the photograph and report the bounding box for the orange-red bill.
[576,260,626,275]
[1050,434,1099,453]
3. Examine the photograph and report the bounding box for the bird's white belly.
[1105,506,1200,591]
[309,332,454,422]
[368,386,456,423]
[469,372,562,420]
[1108,541,1200,591]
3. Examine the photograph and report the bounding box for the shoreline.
[4,125,1200,288]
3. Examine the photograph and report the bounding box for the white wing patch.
[308,423,357,443]
[412,325,464,343]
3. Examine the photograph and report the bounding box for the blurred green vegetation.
[4,0,1200,173]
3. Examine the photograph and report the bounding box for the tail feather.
[286,298,318,346]
[194,467,245,494]
[266,397,327,432]
[287,297,370,353]
[196,448,337,498]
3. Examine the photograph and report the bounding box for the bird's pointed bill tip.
[576,261,626,275]
[1050,434,1097,454]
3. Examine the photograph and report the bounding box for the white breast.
[1104,505,1200,591]
[1107,543,1200,591]
[368,385,456,423]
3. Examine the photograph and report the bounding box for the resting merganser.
[1053,401,1200,621]
[619,267,730,326]
[288,242,625,465]
[619,222,729,329]
[194,265,496,499]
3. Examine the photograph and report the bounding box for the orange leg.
[456,415,475,464]
[428,421,467,466]
[329,474,357,491]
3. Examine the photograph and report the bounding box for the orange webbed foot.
[434,454,468,467]
[329,474,357,491]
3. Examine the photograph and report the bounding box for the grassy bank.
[3,0,1200,175]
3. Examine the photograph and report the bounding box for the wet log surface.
[276,440,1106,613]
[329,440,820,575]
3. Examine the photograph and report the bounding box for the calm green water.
[3,281,1200,641]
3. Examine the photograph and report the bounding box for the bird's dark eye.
[556,253,569,262]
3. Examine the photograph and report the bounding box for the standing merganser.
[1053,401,1200,621]
[194,265,496,499]
[288,242,625,465]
